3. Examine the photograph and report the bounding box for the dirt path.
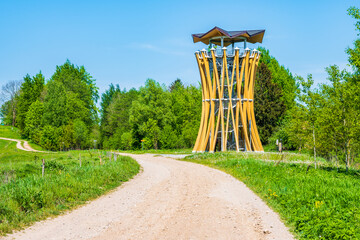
[0,137,45,153]
[2,154,294,240]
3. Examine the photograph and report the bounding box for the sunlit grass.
[0,140,140,235]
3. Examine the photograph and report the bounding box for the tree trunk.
[346,153,349,172]
[12,104,16,126]
[346,140,350,172]
[313,127,316,169]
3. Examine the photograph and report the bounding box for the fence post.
[42,159,45,177]
[114,153,117,161]
[98,150,102,165]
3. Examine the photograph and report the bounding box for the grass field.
[185,153,360,239]
[0,139,140,235]
[0,126,22,139]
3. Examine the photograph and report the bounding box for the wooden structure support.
[192,47,264,152]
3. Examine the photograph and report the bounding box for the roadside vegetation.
[118,148,193,155]
[186,153,360,239]
[0,139,140,235]
[0,126,22,139]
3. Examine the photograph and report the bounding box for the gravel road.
[2,153,294,240]
[0,137,45,152]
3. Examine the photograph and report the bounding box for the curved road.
[0,137,45,152]
[2,154,293,240]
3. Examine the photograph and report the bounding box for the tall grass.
[186,153,360,239]
[0,126,22,139]
[0,140,140,235]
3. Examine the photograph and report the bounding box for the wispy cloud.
[129,43,187,56]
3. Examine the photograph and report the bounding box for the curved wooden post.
[193,47,263,152]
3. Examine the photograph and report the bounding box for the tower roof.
[192,27,265,46]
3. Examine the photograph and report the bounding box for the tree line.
[0,50,293,152]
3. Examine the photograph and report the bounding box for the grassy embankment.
[0,128,140,236]
[0,126,45,151]
[0,126,22,139]
[185,152,360,240]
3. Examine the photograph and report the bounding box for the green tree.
[0,80,22,126]
[43,80,68,127]
[168,79,201,148]
[16,73,44,132]
[40,125,59,151]
[24,100,44,143]
[259,47,298,111]
[129,79,174,149]
[317,65,359,170]
[51,60,99,127]
[73,119,89,149]
[101,88,139,149]
[347,6,360,73]
[297,74,322,167]
[254,63,286,144]
[100,84,121,133]
[140,118,160,149]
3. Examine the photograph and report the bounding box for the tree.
[347,7,360,73]
[317,65,359,171]
[0,80,22,126]
[168,79,201,148]
[254,63,286,144]
[297,74,322,168]
[100,78,201,150]
[24,100,44,143]
[51,60,98,126]
[100,87,139,149]
[16,73,44,132]
[73,119,89,149]
[129,79,174,149]
[169,78,184,92]
[40,125,59,151]
[100,83,121,127]
[43,80,68,128]
[259,47,298,111]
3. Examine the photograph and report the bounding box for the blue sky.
[0,0,359,100]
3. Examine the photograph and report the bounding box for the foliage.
[0,61,99,150]
[254,63,286,143]
[0,80,22,126]
[24,101,44,143]
[100,78,201,150]
[347,6,360,72]
[186,153,360,239]
[258,47,298,111]
[16,73,45,131]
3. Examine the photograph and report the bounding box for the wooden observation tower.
[191,27,265,152]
